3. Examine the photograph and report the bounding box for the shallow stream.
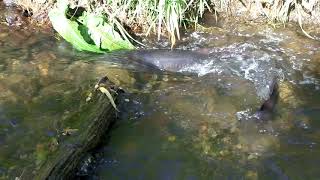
[0,4,320,180]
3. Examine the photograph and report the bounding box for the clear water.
[86,25,320,179]
[1,4,320,180]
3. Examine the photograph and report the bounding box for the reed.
[101,0,212,44]
[15,0,320,44]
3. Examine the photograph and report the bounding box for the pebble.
[0,33,8,38]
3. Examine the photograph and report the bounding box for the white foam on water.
[178,42,281,100]
[236,109,255,121]
[178,60,223,76]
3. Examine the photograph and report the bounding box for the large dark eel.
[254,78,279,121]
[128,49,209,72]
[128,49,278,121]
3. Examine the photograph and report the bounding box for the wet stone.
[0,33,8,38]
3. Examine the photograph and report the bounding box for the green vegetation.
[48,0,134,53]
[16,0,320,48]
[48,0,213,51]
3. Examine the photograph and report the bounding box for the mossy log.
[35,79,121,180]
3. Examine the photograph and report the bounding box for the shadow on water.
[1,4,320,180]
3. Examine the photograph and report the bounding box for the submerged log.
[35,78,121,180]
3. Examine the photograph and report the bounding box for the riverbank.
[3,0,320,44]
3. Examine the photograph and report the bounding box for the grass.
[100,0,212,45]
[14,0,320,44]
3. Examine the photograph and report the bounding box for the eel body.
[128,49,278,121]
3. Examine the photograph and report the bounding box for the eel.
[128,49,278,121]
[254,78,279,121]
[128,49,209,72]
